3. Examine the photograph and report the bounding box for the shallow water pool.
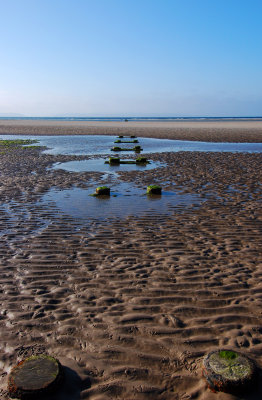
[1,134,262,155]
[52,158,163,173]
[40,183,204,221]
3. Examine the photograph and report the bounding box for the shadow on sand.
[45,365,90,400]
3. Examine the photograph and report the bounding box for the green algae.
[0,139,40,154]
[108,157,120,164]
[91,186,111,196]
[111,146,122,151]
[147,185,162,195]
[0,139,38,147]
[136,157,148,163]
[219,350,237,360]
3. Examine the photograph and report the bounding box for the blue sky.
[0,0,261,116]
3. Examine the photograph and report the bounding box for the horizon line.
[1,116,262,119]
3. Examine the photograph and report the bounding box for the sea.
[0,116,262,121]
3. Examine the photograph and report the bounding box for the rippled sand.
[0,140,262,399]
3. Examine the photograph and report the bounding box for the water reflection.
[52,158,163,173]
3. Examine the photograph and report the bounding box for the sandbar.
[0,118,262,142]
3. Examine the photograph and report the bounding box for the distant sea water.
[0,117,262,121]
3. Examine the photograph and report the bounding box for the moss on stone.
[111,146,122,151]
[111,146,142,152]
[95,186,110,195]
[219,350,237,360]
[136,157,148,163]
[210,352,251,380]
[202,349,257,394]
[109,157,120,164]
[147,185,162,195]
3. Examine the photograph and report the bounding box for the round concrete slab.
[202,349,257,394]
[8,354,63,399]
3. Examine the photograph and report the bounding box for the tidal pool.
[2,134,261,221]
[1,135,262,155]
[40,184,204,221]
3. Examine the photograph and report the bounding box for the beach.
[0,118,262,142]
[0,120,262,399]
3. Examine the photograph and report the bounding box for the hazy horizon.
[1,0,261,117]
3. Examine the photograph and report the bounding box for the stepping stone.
[114,140,138,143]
[111,146,123,151]
[105,158,149,165]
[202,349,257,394]
[111,146,143,152]
[8,354,63,399]
[109,157,120,164]
[136,157,148,164]
[147,185,162,195]
[95,186,110,195]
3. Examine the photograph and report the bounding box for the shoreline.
[0,119,262,142]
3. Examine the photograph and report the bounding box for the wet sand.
[0,118,262,142]
[0,131,262,399]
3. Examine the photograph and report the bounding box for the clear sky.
[0,0,261,117]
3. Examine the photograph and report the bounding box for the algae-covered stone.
[96,186,110,195]
[202,349,257,394]
[147,185,162,195]
[8,354,63,399]
[109,157,120,164]
[136,157,148,164]
[111,146,122,151]
[114,140,138,143]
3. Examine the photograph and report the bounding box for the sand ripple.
[0,145,261,399]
